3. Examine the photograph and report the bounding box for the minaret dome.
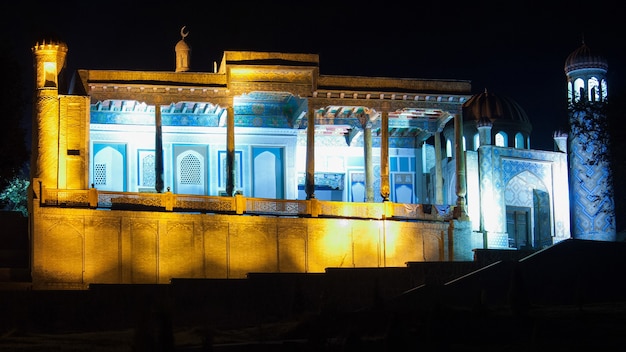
[564,41,608,103]
[175,26,191,72]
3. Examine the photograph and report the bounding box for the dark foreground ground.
[1,301,626,351]
[2,238,626,351]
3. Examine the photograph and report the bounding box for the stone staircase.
[2,235,626,351]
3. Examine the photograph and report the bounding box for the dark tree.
[607,88,626,234]
[0,38,29,206]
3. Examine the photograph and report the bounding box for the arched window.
[93,145,125,191]
[176,150,204,195]
[495,132,507,147]
[446,139,452,158]
[515,133,524,149]
[253,147,284,199]
[462,136,466,151]
[473,133,480,151]
[574,78,585,102]
[254,151,277,198]
[601,79,608,100]
[568,81,573,103]
[180,154,202,185]
[589,77,600,102]
[141,153,155,187]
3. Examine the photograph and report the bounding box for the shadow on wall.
[0,211,28,269]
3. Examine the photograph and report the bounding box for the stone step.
[0,267,31,283]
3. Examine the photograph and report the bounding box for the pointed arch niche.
[93,144,126,191]
[174,147,206,195]
[253,147,284,199]
[505,170,551,249]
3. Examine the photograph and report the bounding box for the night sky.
[2,0,625,151]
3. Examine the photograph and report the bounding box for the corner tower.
[30,40,68,189]
[564,41,616,241]
[30,40,90,200]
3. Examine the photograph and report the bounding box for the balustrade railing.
[39,186,452,221]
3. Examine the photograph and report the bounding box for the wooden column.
[305,107,316,199]
[453,113,467,218]
[434,131,444,205]
[364,124,374,202]
[226,105,235,197]
[380,106,390,202]
[155,104,164,193]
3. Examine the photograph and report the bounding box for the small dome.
[564,42,608,74]
[175,39,190,52]
[462,90,530,124]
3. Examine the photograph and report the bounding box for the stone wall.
[31,204,452,290]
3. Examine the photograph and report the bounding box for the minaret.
[175,26,191,72]
[476,115,493,147]
[564,40,616,241]
[31,40,68,190]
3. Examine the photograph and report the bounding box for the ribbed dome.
[175,39,190,51]
[462,90,530,124]
[564,42,608,74]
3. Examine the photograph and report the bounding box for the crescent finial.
[180,26,189,39]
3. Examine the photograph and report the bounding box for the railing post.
[383,201,393,219]
[235,194,245,214]
[164,191,174,211]
[309,198,320,217]
[88,186,98,208]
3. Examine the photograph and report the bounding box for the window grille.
[94,164,106,185]
[142,154,156,186]
[180,154,201,185]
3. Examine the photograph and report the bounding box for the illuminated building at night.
[27,30,612,289]
[564,42,616,241]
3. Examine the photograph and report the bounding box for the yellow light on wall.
[319,219,352,261]
[230,68,257,80]
[43,62,57,88]
[380,219,399,258]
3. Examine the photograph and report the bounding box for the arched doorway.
[505,171,551,249]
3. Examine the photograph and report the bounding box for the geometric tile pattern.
[478,145,568,248]
[91,101,224,127]
[505,171,544,208]
[569,137,616,240]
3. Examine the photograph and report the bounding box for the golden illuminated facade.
[28,32,573,290]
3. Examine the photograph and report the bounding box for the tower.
[30,39,90,202]
[564,41,616,241]
[175,26,191,72]
[30,40,68,190]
